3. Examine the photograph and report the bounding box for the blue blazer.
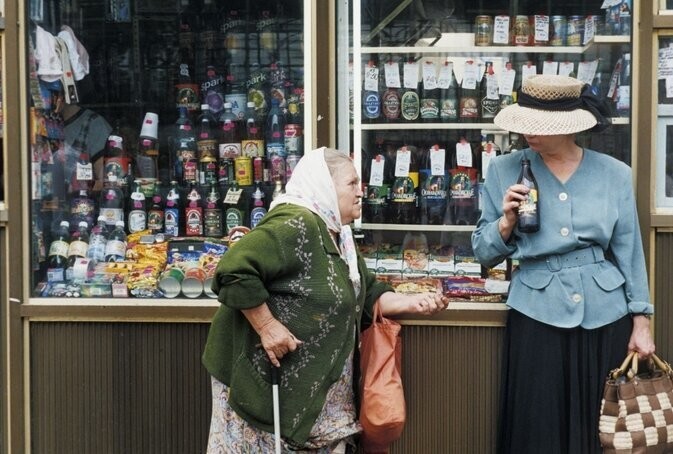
[472,148,653,329]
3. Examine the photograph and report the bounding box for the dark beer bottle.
[439,62,459,123]
[184,183,203,236]
[401,59,420,123]
[517,158,540,233]
[420,143,449,225]
[459,60,480,123]
[164,180,182,237]
[362,138,391,224]
[389,145,419,224]
[420,61,440,123]
[381,59,401,123]
[204,182,223,237]
[447,138,479,225]
[362,60,381,123]
[147,183,165,233]
[480,61,499,121]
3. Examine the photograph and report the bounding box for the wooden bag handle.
[610,352,673,381]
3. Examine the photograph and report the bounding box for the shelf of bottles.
[29,0,307,299]
[346,1,633,290]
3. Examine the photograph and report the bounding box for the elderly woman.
[202,147,447,453]
[472,75,656,454]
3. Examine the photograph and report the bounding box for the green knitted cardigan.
[201,204,392,446]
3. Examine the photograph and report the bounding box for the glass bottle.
[362,59,381,123]
[517,158,540,233]
[447,138,479,225]
[99,175,125,230]
[164,180,182,237]
[401,59,420,123]
[480,61,500,121]
[47,220,71,280]
[136,112,160,182]
[87,216,108,263]
[389,145,419,224]
[266,98,286,157]
[184,184,203,236]
[127,180,147,234]
[420,143,449,225]
[381,59,401,123]
[362,137,391,224]
[420,61,440,122]
[459,60,480,123]
[172,107,197,186]
[480,134,501,181]
[439,62,459,123]
[69,187,96,233]
[197,104,218,186]
[103,124,130,186]
[218,102,242,159]
[241,101,264,158]
[104,220,127,262]
[175,47,200,114]
[204,182,223,237]
[201,62,226,116]
[147,183,165,233]
[66,221,90,280]
[250,181,268,228]
[223,180,247,232]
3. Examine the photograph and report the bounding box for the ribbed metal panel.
[655,233,673,363]
[30,323,211,454]
[391,325,504,454]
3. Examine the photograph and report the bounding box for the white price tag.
[364,65,379,91]
[422,61,438,90]
[583,16,595,45]
[76,162,93,181]
[384,61,401,88]
[403,61,419,88]
[395,148,411,177]
[499,67,516,95]
[462,61,479,90]
[521,63,537,81]
[542,61,559,75]
[370,157,385,186]
[482,145,496,180]
[493,16,510,44]
[430,146,446,176]
[456,142,473,168]
[577,60,598,85]
[558,61,575,77]
[534,16,549,43]
[437,62,453,89]
[223,188,243,204]
[666,77,673,98]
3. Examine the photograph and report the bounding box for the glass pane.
[28,0,305,298]
[656,35,673,208]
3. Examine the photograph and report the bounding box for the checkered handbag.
[599,352,673,453]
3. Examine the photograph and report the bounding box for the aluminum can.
[474,15,493,46]
[550,16,567,46]
[512,15,530,46]
[283,124,303,156]
[253,156,265,183]
[533,15,550,46]
[203,267,217,299]
[181,266,205,298]
[158,267,184,298]
[567,15,584,46]
[234,156,253,186]
[269,154,286,184]
[285,154,301,181]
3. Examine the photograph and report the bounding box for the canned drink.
[218,157,234,186]
[285,154,301,181]
[284,124,303,155]
[586,15,603,39]
[567,15,584,46]
[550,15,567,46]
[182,266,205,298]
[159,267,184,298]
[203,268,217,299]
[234,156,253,186]
[269,154,286,185]
[533,15,549,46]
[253,156,265,183]
[241,139,264,157]
[512,15,530,46]
[475,15,493,46]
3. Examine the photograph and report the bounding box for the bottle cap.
[60,220,70,227]
[247,101,255,108]
[79,221,88,228]
[224,102,232,109]
[115,220,125,227]
[139,112,159,140]
[201,104,209,111]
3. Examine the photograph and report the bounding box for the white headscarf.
[269,147,361,293]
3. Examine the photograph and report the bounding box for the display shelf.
[360,118,629,130]
[359,223,476,232]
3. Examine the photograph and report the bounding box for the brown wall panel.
[655,233,673,363]
[30,323,211,454]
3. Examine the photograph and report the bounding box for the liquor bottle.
[204,182,223,237]
[99,175,125,230]
[459,60,480,123]
[447,138,479,225]
[69,124,94,194]
[201,63,226,116]
[199,0,219,53]
[250,181,267,228]
[389,145,419,224]
[362,60,381,123]
[362,138,391,223]
[66,221,90,280]
[104,220,127,262]
[47,220,71,281]
[268,61,288,109]
[164,180,182,237]
[87,216,108,262]
[286,86,303,127]
[499,61,516,111]
[420,144,449,225]
[505,133,524,154]
[147,183,165,233]
[241,101,264,157]
[218,102,242,159]
[69,188,96,232]
[271,177,284,201]
[197,104,219,185]
[439,62,459,122]
[172,106,198,186]
[225,62,248,120]
[136,112,160,182]
[256,8,279,66]
[175,47,200,114]
[517,158,540,233]
[103,124,130,186]
[127,180,147,234]
[178,0,197,52]
[222,8,246,66]
[480,134,501,181]
[223,180,247,232]
[381,59,401,122]
[420,61,440,122]
[247,63,269,119]
[184,184,203,236]
[480,61,500,121]
[266,98,286,157]
[616,53,631,118]
[401,59,420,122]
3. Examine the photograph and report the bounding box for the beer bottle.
[218,102,242,159]
[164,180,182,237]
[420,61,440,123]
[389,145,419,224]
[47,220,71,280]
[197,104,218,186]
[499,61,516,111]
[87,216,108,263]
[99,175,125,230]
[136,112,160,182]
[480,134,501,181]
[184,183,203,236]
[241,101,264,158]
[104,220,127,262]
[447,138,479,225]
[266,98,286,157]
[459,60,480,123]
[175,47,200,114]
[103,123,130,186]
[172,106,197,186]
[250,181,268,228]
[420,144,449,225]
[127,180,147,234]
[272,177,284,201]
[69,187,96,233]
[66,221,90,280]
[362,137,391,224]
[401,59,420,123]
[147,183,165,233]
[517,158,540,233]
[223,180,247,232]
[224,62,248,120]
[222,9,246,66]
[204,182,223,237]
[362,60,381,123]
[201,62,226,116]
[480,61,500,121]
[381,59,401,123]
[439,61,459,123]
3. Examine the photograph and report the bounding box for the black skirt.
[498,310,632,454]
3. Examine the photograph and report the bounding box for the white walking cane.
[271,366,281,454]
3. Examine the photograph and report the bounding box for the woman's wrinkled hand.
[629,315,656,358]
[258,318,303,367]
[406,292,449,315]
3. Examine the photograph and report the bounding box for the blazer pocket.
[518,271,554,290]
[228,354,273,425]
[592,267,626,292]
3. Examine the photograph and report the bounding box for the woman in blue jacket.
[472,74,655,454]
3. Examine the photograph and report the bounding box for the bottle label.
[219,142,242,159]
[49,240,69,258]
[421,173,448,200]
[204,209,223,237]
[105,240,126,259]
[440,98,458,120]
[363,91,381,119]
[87,237,107,262]
[390,177,417,203]
[519,189,538,215]
[401,91,420,121]
[198,139,218,161]
[365,184,390,206]
[175,83,200,111]
[449,169,477,202]
[241,140,264,158]
[460,96,479,119]
[225,208,243,231]
[481,96,500,119]
[47,268,65,282]
[70,197,95,227]
[382,90,401,120]
[266,143,286,158]
[185,207,203,236]
[184,160,198,183]
[164,208,179,237]
[104,157,129,182]
[129,211,147,233]
[250,207,267,228]
[67,240,89,258]
[100,208,124,228]
[225,93,247,118]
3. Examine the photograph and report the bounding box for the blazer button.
[572,293,582,303]
[560,227,570,236]
[559,192,568,201]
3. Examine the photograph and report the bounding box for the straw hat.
[494,75,599,135]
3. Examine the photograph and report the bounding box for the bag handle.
[610,352,673,381]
